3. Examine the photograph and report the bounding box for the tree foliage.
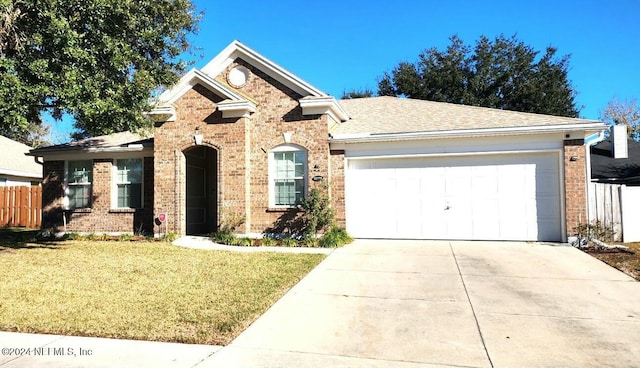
[341,88,375,99]
[378,34,580,117]
[600,97,640,140]
[0,0,200,144]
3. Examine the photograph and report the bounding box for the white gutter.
[330,122,607,143]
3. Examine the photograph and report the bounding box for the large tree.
[378,34,580,117]
[0,0,200,144]
[600,97,640,140]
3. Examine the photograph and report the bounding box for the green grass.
[0,240,325,345]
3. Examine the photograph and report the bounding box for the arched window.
[269,144,307,207]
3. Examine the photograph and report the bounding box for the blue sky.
[50,0,639,141]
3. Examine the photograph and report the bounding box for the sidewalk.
[0,332,220,368]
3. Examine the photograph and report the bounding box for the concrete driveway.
[203,240,640,368]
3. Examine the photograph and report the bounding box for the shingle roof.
[29,131,153,155]
[333,96,600,136]
[591,138,640,185]
[0,135,42,178]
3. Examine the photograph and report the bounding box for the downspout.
[585,129,607,224]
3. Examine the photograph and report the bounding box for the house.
[590,125,640,185]
[588,124,640,242]
[30,41,605,242]
[0,135,42,186]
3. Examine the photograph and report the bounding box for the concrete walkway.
[2,240,639,367]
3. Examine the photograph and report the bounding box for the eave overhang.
[329,122,608,144]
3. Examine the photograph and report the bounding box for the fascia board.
[330,122,608,144]
[0,168,41,178]
[156,68,245,108]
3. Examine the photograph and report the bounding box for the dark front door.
[185,146,217,235]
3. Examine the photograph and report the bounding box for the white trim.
[299,96,349,122]
[0,168,41,179]
[112,158,144,210]
[64,160,93,210]
[268,144,308,208]
[217,99,257,118]
[201,40,327,97]
[330,122,607,144]
[344,148,562,161]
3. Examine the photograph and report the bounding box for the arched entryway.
[184,146,218,235]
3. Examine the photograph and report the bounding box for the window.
[0,178,6,186]
[67,160,92,209]
[115,159,142,208]
[270,146,306,207]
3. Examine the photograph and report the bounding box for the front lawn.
[0,239,325,345]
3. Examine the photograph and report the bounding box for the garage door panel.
[345,153,562,241]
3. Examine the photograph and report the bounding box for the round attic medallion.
[227,66,250,88]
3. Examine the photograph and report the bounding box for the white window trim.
[64,160,93,210]
[112,158,144,209]
[268,144,307,208]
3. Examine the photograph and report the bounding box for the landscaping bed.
[0,237,325,345]
[584,242,640,281]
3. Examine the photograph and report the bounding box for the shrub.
[261,237,275,246]
[212,231,235,245]
[219,211,245,234]
[302,235,319,248]
[281,237,299,247]
[64,232,81,241]
[319,227,352,248]
[236,237,253,247]
[162,231,179,242]
[574,220,616,244]
[118,233,135,241]
[299,185,334,237]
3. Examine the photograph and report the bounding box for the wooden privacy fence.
[587,182,640,242]
[0,186,42,228]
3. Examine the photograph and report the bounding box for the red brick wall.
[563,139,588,236]
[329,150,346,227]
[42,160,64,230]
[41,157,154,234]
[154,58,342,235]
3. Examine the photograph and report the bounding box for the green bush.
[302,235,319,248]
[299,185,334,237]
[212,231,236,245]
[236,237,253,247]
[281,237,299,247]
[162,231,179,242]
[64,232,81,240]
[319,227,352,248]
[261,237,275,246]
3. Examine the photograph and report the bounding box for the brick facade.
[563,139,588,236]
[41,157,154,234]
[153,58,344,235]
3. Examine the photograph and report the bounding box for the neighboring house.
[588,124,640,242]
[590,126,640,185]
[0,135,42,186]
[30,41,605,242]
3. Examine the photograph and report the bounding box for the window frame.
[268,144,307,208]
[65,160,93,210]
[112,158,144,209]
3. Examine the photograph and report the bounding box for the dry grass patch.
[586,242,640,281]
[0,240,324,345]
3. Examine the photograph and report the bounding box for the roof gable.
[152,40,347,122]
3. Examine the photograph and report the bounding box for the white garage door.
[345,153,562,241]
